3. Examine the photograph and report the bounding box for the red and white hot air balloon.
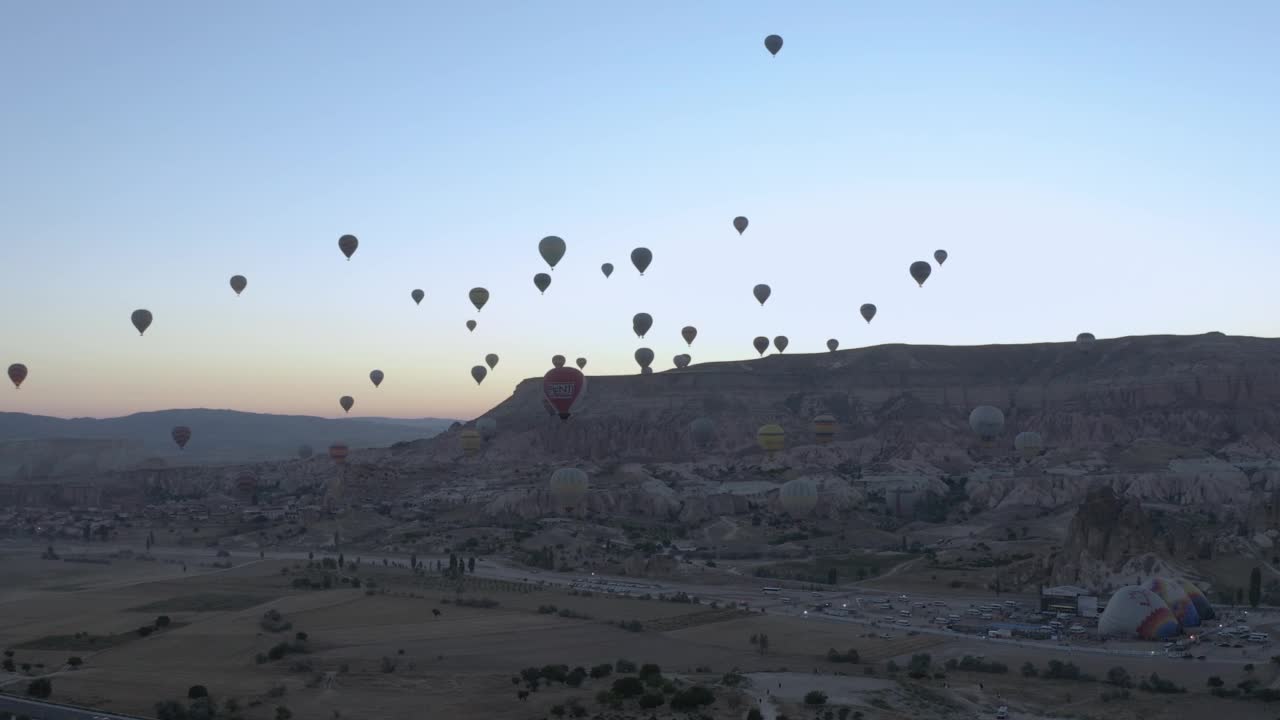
[542,367,586,421]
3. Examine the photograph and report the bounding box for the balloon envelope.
[534,273,552,294]
[230,275,247,295]
[460,429,482,455]
[471,366,487,385]
[969,405,1006,440]
[339,396,354,413]
[826,339,839,352]
[753,284,771,306]
[550,467,589,509]
[630,247,652,275]
[466,320,477,332]
[757,424,785,453]
[338,234,358,259]
[171,425,191,449]
[812,414,837,445]
[477,417,498,439]
[632,312,653,338]
[543,367,587,419]
[753,336,769,356]
[1077,332,1096,344]
[733,216,749,234]
[7,363,27,389]
[485,353,500,370]
[934,249,948,265]
[764,34,783,56]
[329,443,349,464]
[773,335,789,353]
[681,326,697,346]
[575,357,587,369]
[1014,431,1043,459]
[860,304,877,323]
[634,347,654,369]
[131,309,153,336]
[411,289,424,305]
[469,287,490,311]
[909,261,932,287]
[552,354,566,368]
[538,236,566,269]
[780,478,818,516]
[369,370,384,388]
[601,263,613,278]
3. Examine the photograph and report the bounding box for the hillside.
[0,409,456,476]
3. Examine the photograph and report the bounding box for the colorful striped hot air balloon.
[460,429,482,455]
[812,415,837,445]
[757,424,785,455]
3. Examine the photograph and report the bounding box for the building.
[1040,585,1100,617]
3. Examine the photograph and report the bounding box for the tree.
[26,678,52,699]
[187,685,209,700]
[748,709,764,720]
[156,615,172,628]
[468,557,477,573]
[1207,676,1223,688]
[67,656,83,668]
[1106,666,1132,688]
[1249,566,1262,608]
[275,707,292,720]
[804,690,828,706]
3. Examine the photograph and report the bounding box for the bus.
[762,587,783,594]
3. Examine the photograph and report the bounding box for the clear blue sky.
[1,1,1276,419]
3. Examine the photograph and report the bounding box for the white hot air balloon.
[969,405,1005,441]
[549,468,589,511]
[779,478,818,516]
[1013,430,1043,459]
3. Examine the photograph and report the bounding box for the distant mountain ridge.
[0,409,457,475]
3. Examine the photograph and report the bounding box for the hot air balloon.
[934,249,948,265]
[764,34,783,56]
[131,309,153,336]
[733,216,749,234]
[753,336,769,356]
[575,357,587,369]
[369,370,384,388]
[469,287,490,311]
[633,312,653,339]
[681,326,697,346]
[969,405,1005,441]
[339,396,354,413]
[630,247,652,276]
[471,366,487,385]
[773,336,788,353]
[329,443,349,464]
[7,364,27,389]
[909,261,932,287]
[411,289,424,305]
[826,339,839,352]
[634,347,654,371]
[757,424,785,454]
[552,355,566,368]
[753,284,771,306]
[338,234,358,260]
[549,467,589,510]
[601,263,613,278]
[1077,332,1096,345]
[538,236,566,270]
[477,417,498,440]
[860,304,877,323]
[534,273,552,294]
[543,367,586,420]
[171,426,192,450]
[297,444,314,460]
[1014,431,1043,459]
[812,415,837,445]
[780,478,818,516]
[466,320,477,332]
[485,353,499,370]
[673,354,690,369]
[229,275,247,296]
[641,367,653,375]
[460,428,482,455]
[235,473,257,499]
[690,417,715,447]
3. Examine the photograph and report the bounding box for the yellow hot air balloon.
[812,414,837,445]
[757,424,785,455]
[549,467,589,511]
[460,429,482,455]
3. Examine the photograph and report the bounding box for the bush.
[66,656,83,668]
[26,677,52,699]
[1106,666,1132,688]
[188,685,209,699]
[1207,676,1224,688]
[669,685,715,711]
[804,690,828,706]
[137,626,154,637]
[1021,661,1038,677]
[1101,688,1131,702]
[615,659,637,673]
[748,709,764,720]
[826,648,860,663]
[1138,672,1185,694]
[380,657,397,673]
[589,663,613,679]
[638,693,665,709]
[612,676,645,699]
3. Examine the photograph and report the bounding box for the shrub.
[66,656,83,668]
[1021,661,1038,677]
[612,676,645,699]
[669,685,715,711]
[26,677,52,699]
[804,690,828,706]
[1138,673,1185,694]
[638,693,665,709]
[155,615,172,628]
[826,648,860,663]
[615,659,637,673]
[589,663,613,679]
[1106,666,1132,688]
[188,685,209,699]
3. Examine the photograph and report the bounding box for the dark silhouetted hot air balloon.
[969,405,1005,440]
[543,367,586,420]
[934,249,948,265]
[764,35,783,56]
[634,347,654,371]
[230,275,247,296]
[329,443,349,464]
[753,284,771,306]
[538,236,566,270]
[485,353,499,370]
[733,216,749,234]
[633,312,653,339]
[630,247,652,276]
[826,339,838,352]
[369,370,384,388]
[477,417,497,439]
[812,415,837,445]
[534,273,552,294]
[860,304,877,323]
[469,287,489,311]
[910,261,932,287]
[471,366,487,385]
[673,354,691,369]
[7,364,27,389]
[552,354,566,368]
[171,425,191,450]
[411,289,424,305]
[339,396,354,413]
[773,336,789,353]
[575,357,587,369]
[131,309,153,336]
[466,320,477,332]
[601,263,613,278]
[338,234,358,260]
[681,326,697,346]
[753,336,769,356]
[1077,332,1096,345]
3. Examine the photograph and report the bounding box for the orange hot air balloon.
[171,425,192,450]
[7,363,27,389]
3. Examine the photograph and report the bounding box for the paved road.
[0,695,146,720]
